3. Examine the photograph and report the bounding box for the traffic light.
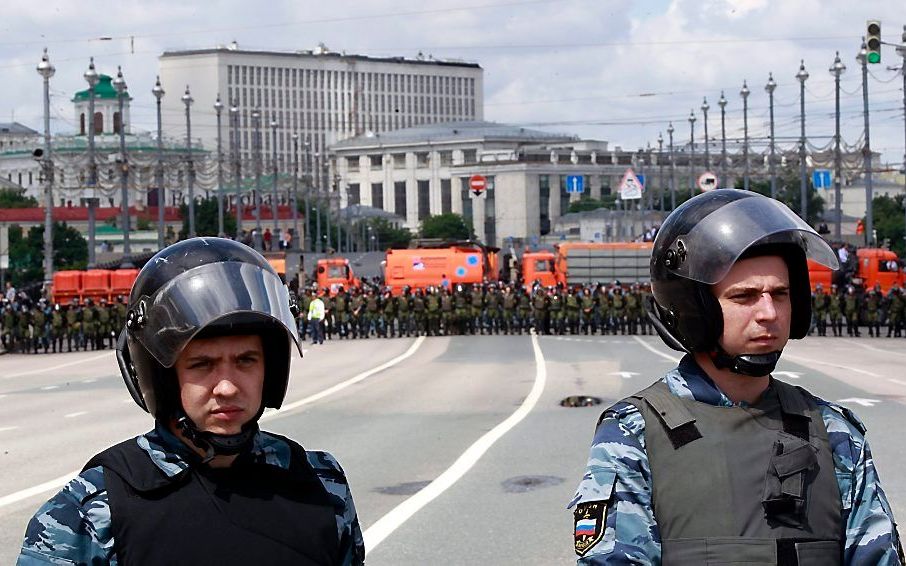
[866,20,881,64]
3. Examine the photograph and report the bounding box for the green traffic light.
[867,52,881,64]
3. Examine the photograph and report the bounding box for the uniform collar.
[664,355,739,408]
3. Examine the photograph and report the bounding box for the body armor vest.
[623,380,842,566]
[85,435,342,565]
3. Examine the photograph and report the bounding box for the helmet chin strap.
[711,346,782,378]
[174,410,259,463]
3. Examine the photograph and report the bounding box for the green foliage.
[0,188,39,208]
[7,222,88,287]
[567,196,619,213]
[136,216,152,231]
[735,167,825,226]
[178,197,237,239]
[420,213,472,240]
[365,217,412,249]
[869,194,906,256]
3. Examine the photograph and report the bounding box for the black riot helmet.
[116,238,302,455]
[647,190,838,375]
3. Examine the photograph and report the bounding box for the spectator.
[263,228,273,251]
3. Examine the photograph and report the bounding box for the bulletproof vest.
[85,435,342,565]
[623,380,842,566]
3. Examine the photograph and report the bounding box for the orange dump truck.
[521,242,654,289]
[808,247,904,292]
[384,241,500,295]
[315,257,361,296]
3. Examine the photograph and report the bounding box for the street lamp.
[83,58,100,268]
[229,100,242,239]
[214,95,225,237]
[252,109,263,250]
[270,120,279,236]
[667,122,676,210]
[765,73,777,199]
[829,54,845,239]
[857,39,875,246]
[182,85,196,237]
[657,132,665,210]
[718,91,727,187]
[701,97,710,173]
[36,48,55,288]
[112,66,133,268]
[303,137,312,252]
[796,60,810,221]
[314,152,322,253]
[740,80,750,191]
[152,77,165,249]
[688,109,696,194]
[292,133,300,250]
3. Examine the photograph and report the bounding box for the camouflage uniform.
[19,423,365,565]
[425,288,441,336]
[565,289,581,335]
[887,287,904,338]
[440,289,455,335]
[813,287,830,336]
[844,290,860,337]
[569,355,903,564]
[865,288,882,338]
[516,289,532,335]
[829,287,843,337]
[532,289,548,335]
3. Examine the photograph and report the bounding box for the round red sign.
[469,175,487,194]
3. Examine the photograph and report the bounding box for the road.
[1,333,904,565]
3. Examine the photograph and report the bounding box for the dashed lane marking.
[783,353,881,378]
[40,385,59,391]
[889,379,906,387]
[64,412,88,418]
[364,332,547,551]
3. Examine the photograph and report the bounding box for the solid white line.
[0,426,18,433]
[839,338,906,358]
[632,336,682,364]
[783,353,881,377]
[3,352,113,379]
[64,411,88,418]
[40,385,59,391]
[263,336,426,420]
[889,379,906,387]
[362,331,547,552]
[0,338,426,511]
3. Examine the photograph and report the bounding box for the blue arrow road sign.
[565,175,584,193]
[812,169,831,190]
[636,174,645,188]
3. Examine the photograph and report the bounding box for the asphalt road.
[1,333,904,565]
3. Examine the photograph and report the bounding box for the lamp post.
[214,95,225,237]
[765,73,777,199]
[83,58,99,268]
[314,152,322,254]
[857,40,875,246]
[252,109,263,250]
[796,60,810,221]
[230,100,242,239]
[112,67,133,268]
[701,97,710,174]
[829,54,846,239]
[740,80,750,191]
[718,91,727,187]
[667,122,676,210]
[688,110,696,194]
[304,137,312,252]
[182,86,196,237]
[899,28,906,246]
[271,120,280,235]
[292,133,300,250]
[152,77,165,249]
[657,132,665,210]
[36,48,55,288]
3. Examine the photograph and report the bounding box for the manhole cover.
[373,480,431,496]
[502,475,564,493]
[560,395,603,407]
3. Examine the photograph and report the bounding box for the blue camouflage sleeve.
[307,450,366,566]
[17,466,114,565]
[821,403,904,565]
[568,402,661,565]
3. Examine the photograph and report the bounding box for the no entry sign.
[469,175,487,196]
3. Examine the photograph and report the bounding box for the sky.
[2,0,904,167]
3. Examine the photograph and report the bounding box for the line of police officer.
[811,282,906,338]
[0,296,126,354]
[293,281,655,341]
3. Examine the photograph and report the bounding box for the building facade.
[158,42,484,188]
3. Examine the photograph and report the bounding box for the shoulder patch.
[821,399,868,435]
[574,500,608,556]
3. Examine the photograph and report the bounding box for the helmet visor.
[132,261,300,367]
[667,196,839,284]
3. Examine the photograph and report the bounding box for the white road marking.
[40,385,59,391]
[610,371,639,379]
[839,338,906,358]
[0,394,6,400]
[363,331,547,551]
[772,371,802,379]
[64,411,88,418]
[632,336,682,363]
[0,338,428,511]
[836,397,881,407]
[889,379,906,387]
[783,354,881,377]
[0,426,18,433]
[82,378,97,384]
[3,352,113,379]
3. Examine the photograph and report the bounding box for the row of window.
[360,178,455,220]
[346,149,477,171]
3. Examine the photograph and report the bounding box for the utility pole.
[182,86,196,238]
[113,67,133,268]
[152,77,165,249]
[230,101,242,240]
[304,138,312,252]
[688,110,696,195]
[252,109,263,250]
[657,132,665,210]
[829,53,846,239]
[292,133,300,250]
[214,95,225,237]
[899,26,906,250]
[718,92,727,187]
[701,97,710,173]
[36,48,55,288]
[740,81,750,191]
[314,152,322,253]
[858,40,875,246]
[765,74,777,199]
[796,60,810,221]
[271,120,280,241]
[667,122,676,209]
[83,59,99,268]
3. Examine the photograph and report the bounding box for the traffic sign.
[812,169,832,190]
[469,175,487,196]
[619,168,643,200]
[697,171,718,191]
[565,175,584,194]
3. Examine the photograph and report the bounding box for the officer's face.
[713,255,791,355]
[174,335,265,436]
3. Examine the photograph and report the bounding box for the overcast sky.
[2,0,904,167]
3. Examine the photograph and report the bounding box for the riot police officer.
[19,237,365,565]
[570,190,902,564]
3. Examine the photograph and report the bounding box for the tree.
[420,213,472,240]
[366,217,412,249]
[736,167,825,226]
[178,197,237,239]
[0,188,39,208]
[869,194,906,256]
[567,196,619,213]
[8,222,88,287]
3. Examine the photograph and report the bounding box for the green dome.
[72,74,119,102]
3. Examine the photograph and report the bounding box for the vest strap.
[630,382,702,449]
[774,380,813,441]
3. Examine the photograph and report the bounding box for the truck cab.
[316,257,360,295]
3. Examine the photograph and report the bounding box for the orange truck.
[315,257,361,296]
[384,241,500,295]
[808,247,904,293]
[51,268,140,304]
[521,242,654,289]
